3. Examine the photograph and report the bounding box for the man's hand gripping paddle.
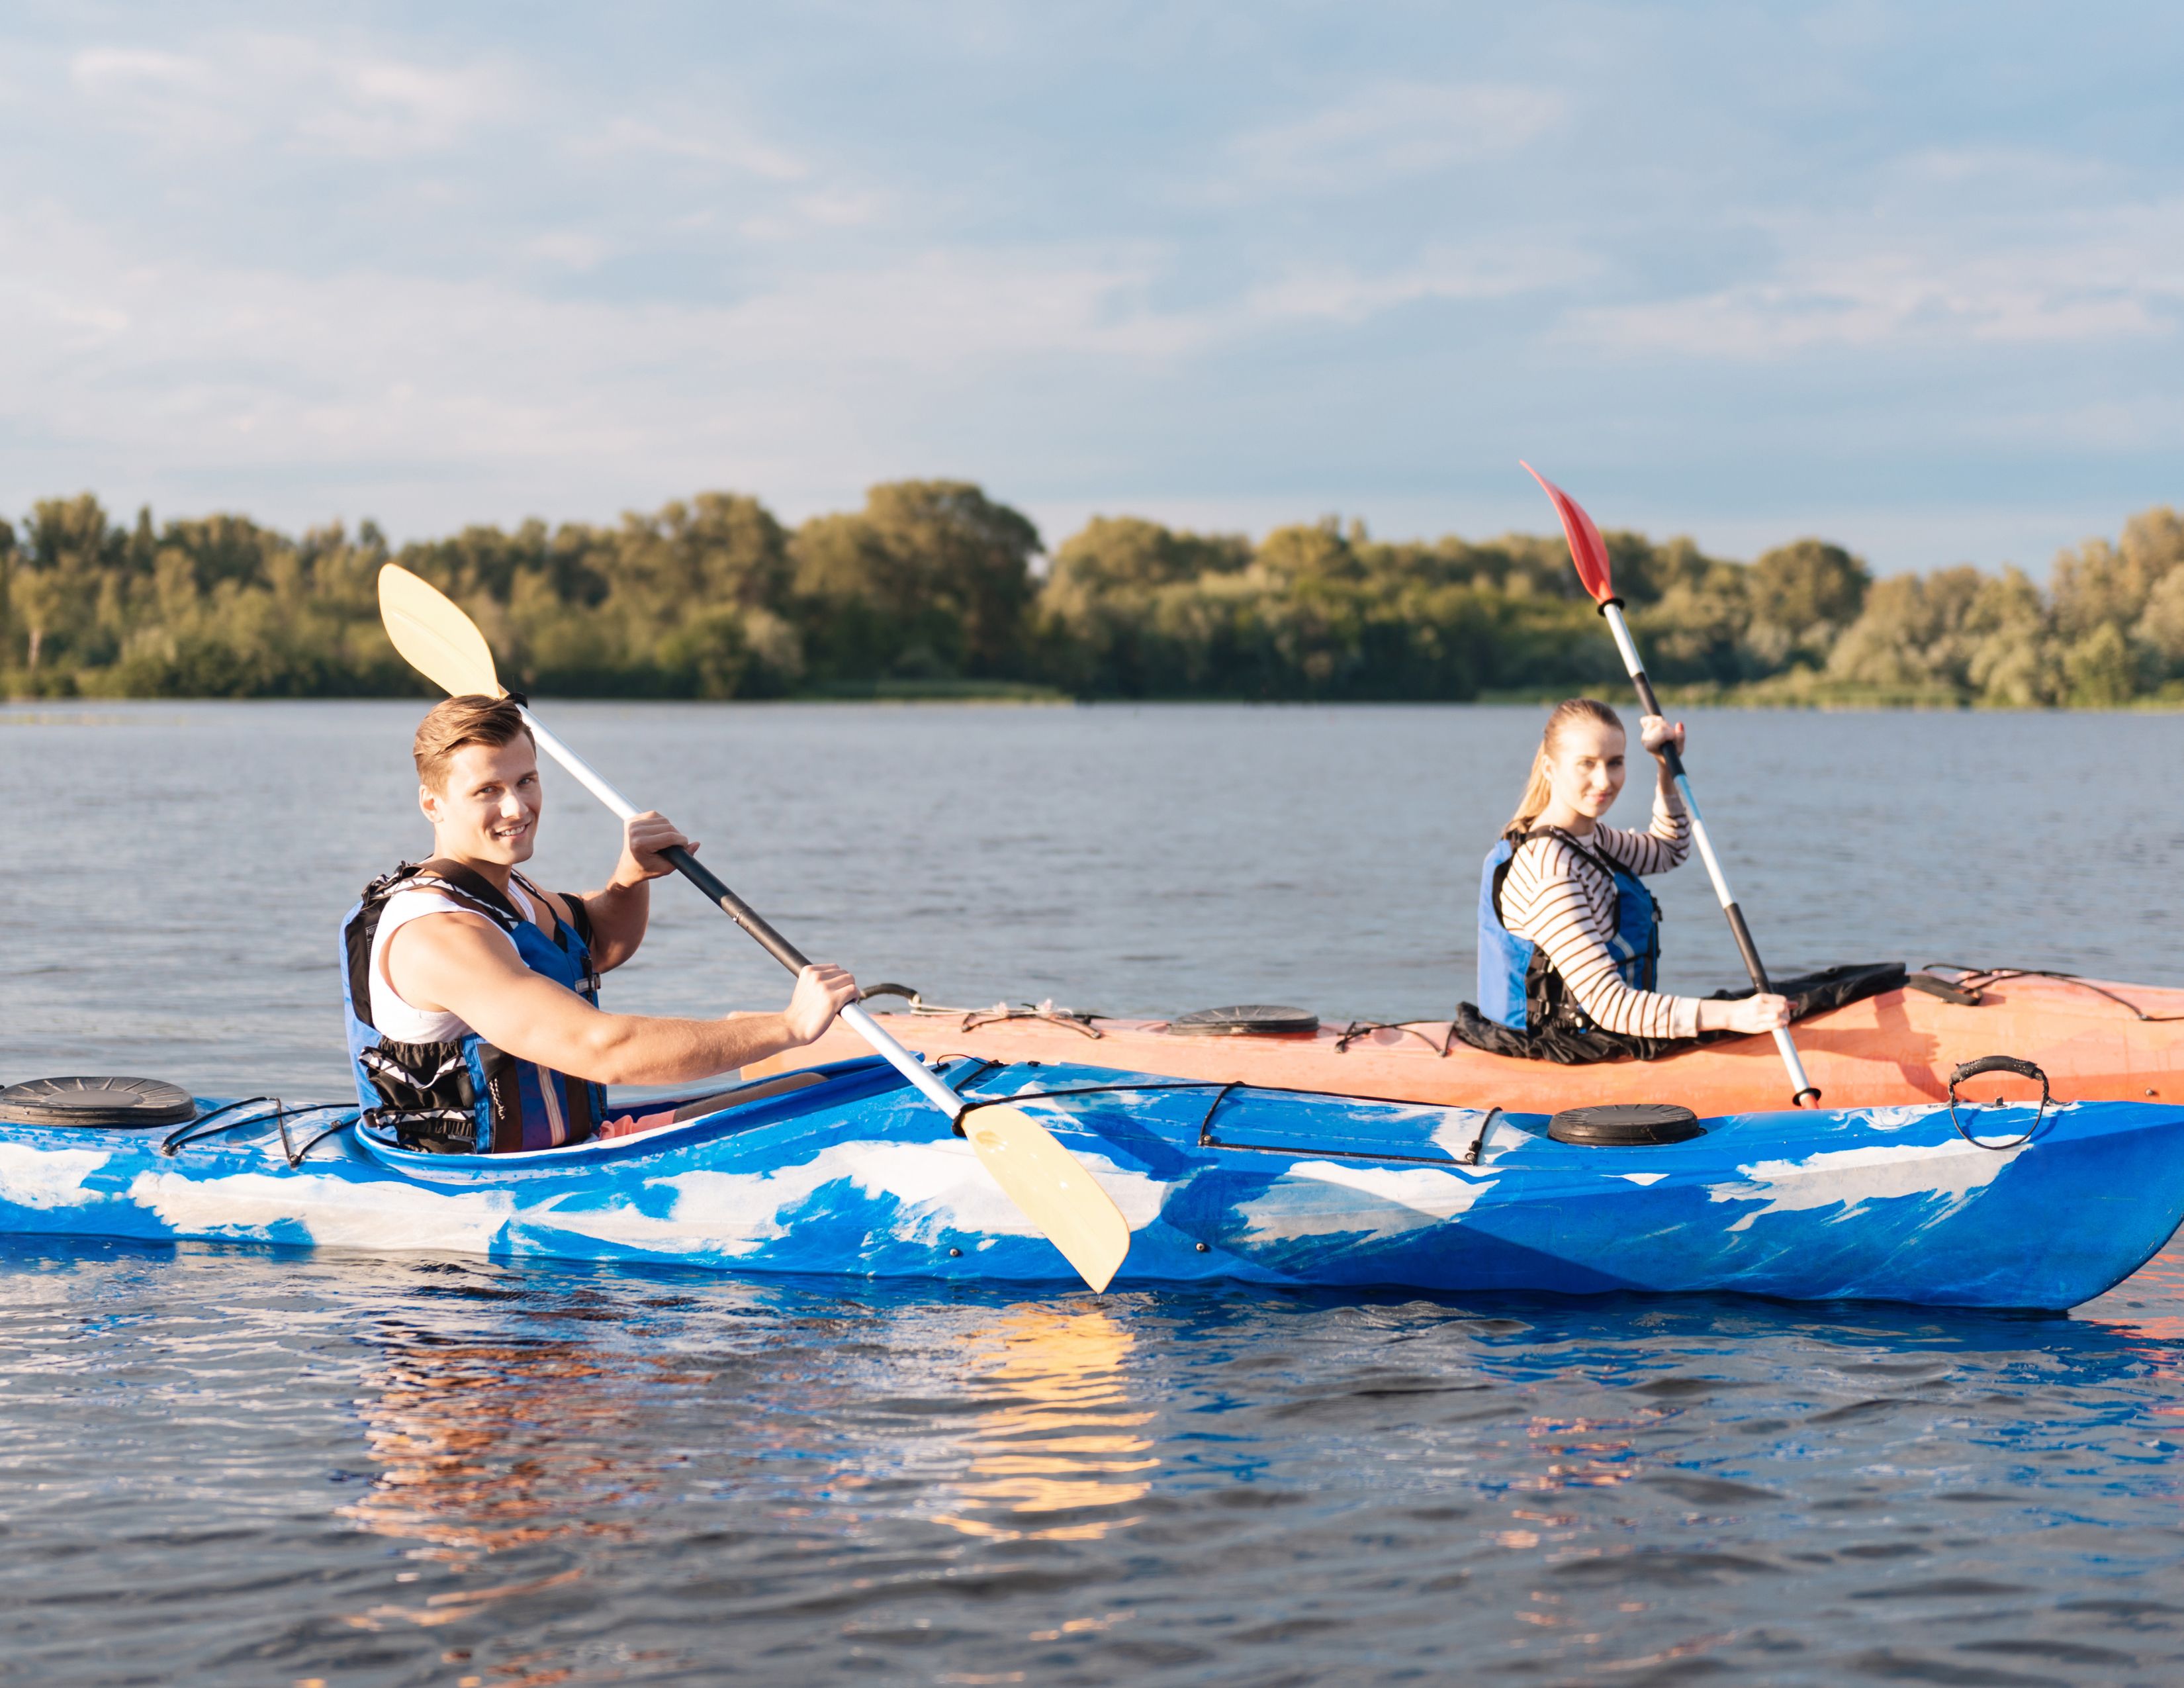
[376,563,1132,1290]
[1518,464,1822,1107]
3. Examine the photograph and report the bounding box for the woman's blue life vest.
[340,861,606,1154]
[1476,827,1662,1035]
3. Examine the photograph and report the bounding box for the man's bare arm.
[385,913,855,1084]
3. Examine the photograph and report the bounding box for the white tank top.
[368,881,535,1044]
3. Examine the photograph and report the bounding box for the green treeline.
[2,481,2181,706]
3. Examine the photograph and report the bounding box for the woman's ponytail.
[1504,697,1625,837]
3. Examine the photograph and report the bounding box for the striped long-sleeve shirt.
[1500,786,1698,1040]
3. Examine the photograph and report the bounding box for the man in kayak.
[1459,697,1790,1060]
[340,694,858,1153]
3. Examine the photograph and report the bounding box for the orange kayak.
[748,970,2184,1112]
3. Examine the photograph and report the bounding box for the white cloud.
[1225,81,1565,193]
[1581,209,2175,358]
[69,32,516,158]
[71,46,212,91]
[794,189,886,229]
[576,114,807,183]
[1569,151,2184,359]
[1238,242,1589,325]
[0,204,1217,525]
[525,232,610,271]
[71,46,249,148]
[737,188,893,244]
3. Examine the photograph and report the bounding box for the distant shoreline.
[7,482,2179,710]
[9,688,2179,714]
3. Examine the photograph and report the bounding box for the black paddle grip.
[1623,666,1690,778]
[1721,902,1776,994]
[661,845,811,976]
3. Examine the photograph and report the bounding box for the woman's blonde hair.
[1505,697,1625,835]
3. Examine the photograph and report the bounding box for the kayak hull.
[2,1056,2179,1309]
[752,972,2184,1113]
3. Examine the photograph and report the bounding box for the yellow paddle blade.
[960,1105,1132,1293]
[377,563,504,698]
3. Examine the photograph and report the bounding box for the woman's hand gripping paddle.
[375,563,1132,1290]
[1517,465,1822,1107]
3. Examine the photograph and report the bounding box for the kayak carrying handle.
[1945,1055,2050,1151]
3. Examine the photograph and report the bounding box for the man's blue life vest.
[1476,827,1661,1034]
[340,861,605,1154]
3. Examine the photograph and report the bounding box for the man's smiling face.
[421,736,543,867]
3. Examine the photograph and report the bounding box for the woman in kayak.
[1468,698,1789,1056]
[340,695,858,1154]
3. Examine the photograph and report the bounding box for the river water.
[5,700,2184,1684]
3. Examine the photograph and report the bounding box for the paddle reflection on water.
[927,1303,1156,1542]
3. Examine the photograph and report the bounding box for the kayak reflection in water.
[338,694,858,1154]
[340,1326,653,1564]
[1458,698,1792,1063]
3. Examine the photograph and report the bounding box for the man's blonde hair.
[413,694,533,790]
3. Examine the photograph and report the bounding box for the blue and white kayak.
[1,1056,2177,1310]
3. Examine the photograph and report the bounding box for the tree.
[15,495,124,671]
[1255,518,1361,588]
[791,481,1040,682]
[2050,510,2183,640]
[1745,539,1870,668]
[2135,567,2184,679]
[862,481,1040,677]
[2062,622,2135,708]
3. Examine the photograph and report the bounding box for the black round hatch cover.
[0,1076,198,1128]
[1169,1005,1320,1037]
[1547,1102,1702,1146]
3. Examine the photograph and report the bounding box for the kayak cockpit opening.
[351,1059,874,1166]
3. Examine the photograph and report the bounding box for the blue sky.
[3,1,2178,572]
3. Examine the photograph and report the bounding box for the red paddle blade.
[1520,461,1614,603]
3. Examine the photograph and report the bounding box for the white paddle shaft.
[516,706,968,1120]
[840,1002,969,1118]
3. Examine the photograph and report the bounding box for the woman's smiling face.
[1544,717,1627,823]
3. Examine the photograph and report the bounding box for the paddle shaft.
[516,707,969,1122]
[1597,602,1821,1106]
